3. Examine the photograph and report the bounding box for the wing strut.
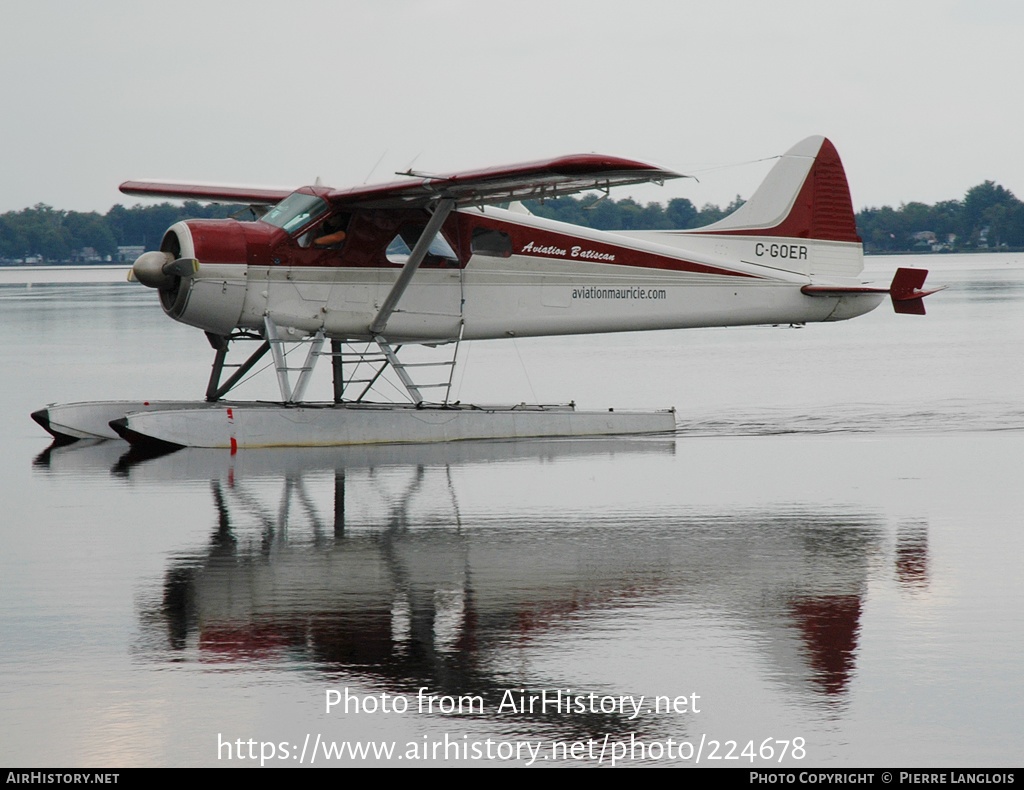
[369,198,455,336]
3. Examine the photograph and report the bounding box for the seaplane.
[32,136,940,450]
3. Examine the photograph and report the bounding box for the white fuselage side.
[166,207,881,343]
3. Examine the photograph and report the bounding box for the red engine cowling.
[136,220,253,336]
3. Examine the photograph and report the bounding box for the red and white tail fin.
[678,137,942,315]
[667,136,862,280]
[695,136,860,242]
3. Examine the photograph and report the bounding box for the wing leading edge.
[120,154,684,209]
[118,181,294,205]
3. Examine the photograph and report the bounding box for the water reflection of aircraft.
[33,137,938,450]
[103,438,919,739]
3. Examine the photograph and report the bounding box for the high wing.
[325,154,683,209]
[118,181,293,204]
[119,154,683,208]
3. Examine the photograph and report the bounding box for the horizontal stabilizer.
[802,268,943,315]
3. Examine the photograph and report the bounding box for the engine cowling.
[131,220,250,335]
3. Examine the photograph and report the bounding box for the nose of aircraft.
[128,251,174,288]
[129,251,198,289]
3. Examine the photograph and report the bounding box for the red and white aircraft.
[34,136,939,449]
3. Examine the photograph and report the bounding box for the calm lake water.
[1,255,1022,767]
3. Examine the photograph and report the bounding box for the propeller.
[128,251,199,289]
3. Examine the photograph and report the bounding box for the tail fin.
[696,136,860,243]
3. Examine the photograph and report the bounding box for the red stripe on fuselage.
[184,209,763,279]
[459,214,762,278]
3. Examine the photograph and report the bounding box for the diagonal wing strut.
[368,198,456,337]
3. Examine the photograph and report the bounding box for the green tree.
[64,211,117,257]
[665,198,698,228]
[960,181,1019,246]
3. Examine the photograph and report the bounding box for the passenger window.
[385,225,458,265]
[471,227,512,258]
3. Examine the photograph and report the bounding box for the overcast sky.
[2,0,1022,215]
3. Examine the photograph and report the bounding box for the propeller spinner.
[129,251,199,289]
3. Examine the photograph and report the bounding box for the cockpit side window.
[261,193,329,233]
[297,212,352,249]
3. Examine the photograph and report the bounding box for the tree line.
[2,180,1022,262]
[855,181,1024,252]
[0,202,245,262]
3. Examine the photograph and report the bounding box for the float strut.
[206,337,272,402]
[331,339,344,404]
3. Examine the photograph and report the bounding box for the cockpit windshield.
[261,193,329,233]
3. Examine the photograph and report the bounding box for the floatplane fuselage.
[33,136,940,450]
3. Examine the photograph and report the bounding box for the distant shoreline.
[0,264,128,284]
[0,261,129,268]
[865,248,1024,256]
